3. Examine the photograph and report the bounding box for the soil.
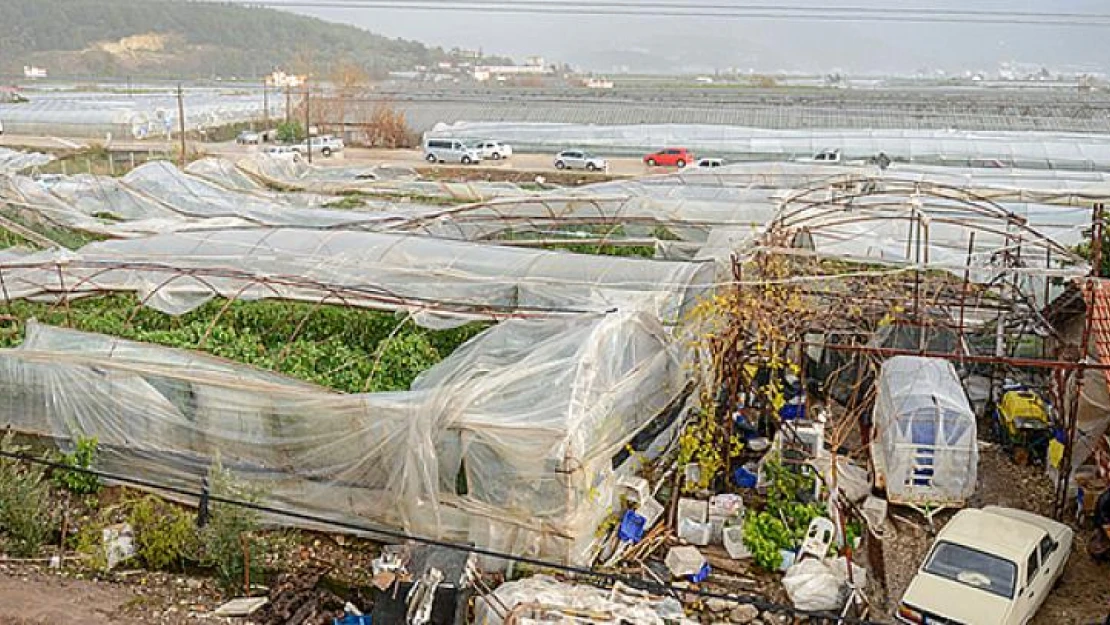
[0,564,222,624]
[878,444,1110,625]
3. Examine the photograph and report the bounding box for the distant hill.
[1,0,486,80]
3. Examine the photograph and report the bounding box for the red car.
[644,148,694,168]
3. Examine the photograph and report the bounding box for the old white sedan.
[896,506,1073,625]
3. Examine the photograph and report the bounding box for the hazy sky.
[278,0,1107,74]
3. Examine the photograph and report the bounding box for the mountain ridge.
[1,0,489,79]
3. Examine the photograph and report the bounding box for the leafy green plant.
[742,511,791,570]
[0,431,56,557]
[742,453,829,570]
[53,436,101,495]
[200,463,266,594]
[130,495,198,571]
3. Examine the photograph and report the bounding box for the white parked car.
[471,140,513,160]
[262,145,301,161]
[797,148,842,164]
[554,150,607,172]
[696,158,724,168]
[897,506,1073,625]
[235,130,260,145]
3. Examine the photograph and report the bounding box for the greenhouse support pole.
[176,84,187,168]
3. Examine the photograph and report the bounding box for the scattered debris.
[213,596,268,617]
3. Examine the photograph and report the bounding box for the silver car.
[554,150,607,171]
[425,139,482,165]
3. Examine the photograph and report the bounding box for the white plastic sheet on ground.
[0,312,686,565]
[871,356,978,507]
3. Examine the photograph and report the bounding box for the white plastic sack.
[781,558,844,612]
[782,556,867,612]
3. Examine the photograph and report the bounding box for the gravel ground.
[878,444,1109,625]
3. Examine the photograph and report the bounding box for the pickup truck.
[293,135,344,157]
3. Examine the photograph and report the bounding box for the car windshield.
[924,541,1017,599]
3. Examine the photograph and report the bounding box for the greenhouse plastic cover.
[0,162,416,237]
[0,228,714,326]
[0,313,686,564]
[430,122,1110,170]
[0,148,54,175]
[0,89,280,139]
[871,356,978,506]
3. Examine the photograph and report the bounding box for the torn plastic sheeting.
[0,162,414,238]
[0,312,686,565]
[0,229,713,327]
[474,575,689,625]
[811,456,870,504]
[0,147,54,174]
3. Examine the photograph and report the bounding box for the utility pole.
[176,83,187,168]
[304,79,312,163]
[262,77,269,130]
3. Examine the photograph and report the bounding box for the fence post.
[197,474,210,528]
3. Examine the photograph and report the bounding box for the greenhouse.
[0,89,280,140]
[0,312,685,565]
[0,228,715,326]
[429,122,1110,171]
[870,356,978,509]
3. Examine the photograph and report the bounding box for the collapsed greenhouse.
[0,150,1108,579]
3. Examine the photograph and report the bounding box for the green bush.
[0,431,56,557]
[275,121,305,143]
[53,436,101,495]
[200,464,266,594]
[130,496,198,571]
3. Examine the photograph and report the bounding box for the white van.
[424,139,482,165]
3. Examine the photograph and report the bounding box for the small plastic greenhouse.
[0,313,685,564]
[871,356,978,508]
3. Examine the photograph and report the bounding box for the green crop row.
[0,294,487,393]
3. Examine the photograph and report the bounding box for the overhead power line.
[217,0,1110,27]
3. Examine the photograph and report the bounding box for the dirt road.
[0,134,664,177]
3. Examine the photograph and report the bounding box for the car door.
[1030,533,1061,612]
[1018,537,1055,623]
[566,151,584,168]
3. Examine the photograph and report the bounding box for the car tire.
[586,163,597,171]
[492,152,501,160]
[461,156,472,165]
[426,153,437,162]
[555,161,566,170]
[677,159,686,168]
[322,147,333,157]
[646,158,657,167]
